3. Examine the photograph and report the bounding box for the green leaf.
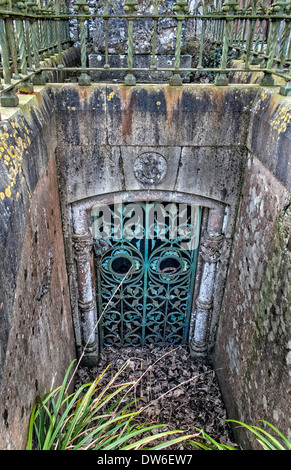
[227,420,291,450]
[150,434,197,450]
[121,430,182,450]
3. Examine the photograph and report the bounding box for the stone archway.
[71,190,227,365]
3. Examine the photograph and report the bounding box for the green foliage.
[27,357,290,451]
[187,43,240,83]
[189,420,291,450]
[200,46,239,83]
[26,360,195,450]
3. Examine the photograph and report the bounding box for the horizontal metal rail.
[0,0,291,107]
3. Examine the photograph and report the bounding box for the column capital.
[72,231,93,263]
[200,230,223,263]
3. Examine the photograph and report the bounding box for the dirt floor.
[74,345,238,450]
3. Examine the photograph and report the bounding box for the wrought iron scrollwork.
[93,201,201,349]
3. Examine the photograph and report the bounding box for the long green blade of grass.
[67,411,143,450]
[257,420,291,450]
[44,360,76,445]
[228,420,289,450]
[121,430,184,450]
[43,382,99,449]
[27,403,38,450]
[149,433,198,450]
[103,423,170,450]
[59,378,102,450]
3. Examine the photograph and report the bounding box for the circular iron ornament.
[134,152,167,185]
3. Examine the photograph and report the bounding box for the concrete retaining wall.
[0,82,290,449]
[214,86,291,448]
[0,90,76,450]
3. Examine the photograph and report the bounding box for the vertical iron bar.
[102,0,110,70]
[0,17,12,85]
[15,5,34,93]
[124,0,138,86]
[279,18,290,69]
[215,0,239,86]
[142,202,150,347]
[244,0,257,68]
[6,7,21,79]
[0,15,19,106]
[55,0,62,60]
[170,0,188,86]
[260,1,289,86]
[74,0,91,85]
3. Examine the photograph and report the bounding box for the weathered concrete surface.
[51,84,254,362]
[214,155,290,448]
[213,88,291,448]
[248,87,291,189]
[50,83,257,147]
[104,84,257,147]
[0,91,76,449]
[0,89,57,379]
[0,82,290,450]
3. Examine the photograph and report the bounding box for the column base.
[78,72,91,86]
[279,81,291,96]
[124,73,136,86]
[190,338,208,361]
[215,73,229,86]
[19,78,34,94]
[79,341,99,367]
[169,72,183,86]
[1,89,19,107]
[33,71,46,86]
[260,72,275,86]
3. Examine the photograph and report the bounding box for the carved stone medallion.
[134,152,167,185]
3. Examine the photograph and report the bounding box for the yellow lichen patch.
[5,186,11,198]
[107,91,115,101]
[269,103,291,136]
[0,117,32,201]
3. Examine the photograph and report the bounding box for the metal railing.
[0,0,291,107]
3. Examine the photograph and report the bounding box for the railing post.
[170,0,188,86]
[26,0,45,85]
[0,0,19,106]
[6,0,21,79]
[278,2,291,69]
[124,0,139,86]
[260,1,289,86]
[251,2,266,65]
[215,0,239,86]
[41,4,49,57]
[74,0,91,85]
[55,0,65,81]
[95,0,112,70]
[13,0,34,93]
[243,0,257,68]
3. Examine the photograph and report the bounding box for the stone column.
[72,230,98,362]
[190,208,224,360]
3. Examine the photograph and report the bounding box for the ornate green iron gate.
[92,202,201,349]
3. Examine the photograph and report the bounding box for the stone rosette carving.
[134,152,167,185]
